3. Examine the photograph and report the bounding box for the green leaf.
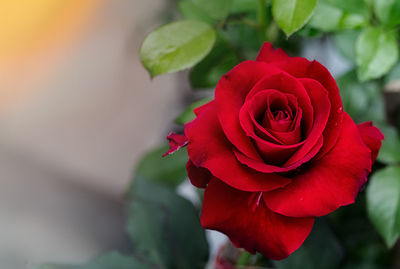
[273,219,344,269]
[219,20,260,56]
[373,0,400,27]
[134,145,188,187]
[272,0,317,36]
[385,61,400,85]
[175,97,212,124]
[189,40,239,89]
[34,252,158,269]
[178,1,215,24]
[355,27,398,81]
[193,0,232,20]
[308,3,343,32]
[140,20,216,77]
[364,0,374,7]
[377,125,400,164]
[341,242,392,269]
[327,190,393,269]
[337,69,384,123]
[324,0,370,18]
[309,0,369,31]
[333,30,360,63]
[126,178,209,269]
[340,13,367,29]
[367,166,400,248]
[231,0,258,13]
[296,26,323,37]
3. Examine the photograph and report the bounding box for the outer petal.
[186,160,211,188]
[256,42,291,63]
[185,102,291,191]
[194,100,215,116]
[162,132,189,157]
[263,113,372,218]
[215,61,282,160]
[357,122,384,163]
[273,58,344,158]
[201,178,315,260]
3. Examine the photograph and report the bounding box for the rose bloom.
[165,42,384,260]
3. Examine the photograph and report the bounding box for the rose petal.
[185,102,291,191]
[242,89,302,144]
[256,42,291,63]
[241,72,315,165]
[262,93,293,132]
[245,72,314,135]
[233,137,322,173]
[263,113,372,218]
[244,94,285,144]
[261,104,303,145]
[357,121,384,163]
[239,90,302,146]
[186,160,211,188]
[162,132,188,157]
[282,78,331,167]
[201,178,315,260]
[193,100,215,116]
[215,61,282,160]
[267,109,302,145]
[236,75,330,172]
[273,58,343,159]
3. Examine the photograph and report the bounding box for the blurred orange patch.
[0,0,101,112]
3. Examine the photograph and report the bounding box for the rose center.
[273,110,290,121]
[262,100,294,132]
[245,89,302,148]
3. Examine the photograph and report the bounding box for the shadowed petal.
[201,178,314,260]
[357,121,384,163]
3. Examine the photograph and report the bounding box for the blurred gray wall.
[0,0,184,267]
[0,1,354,267]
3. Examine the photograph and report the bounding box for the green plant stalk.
[266,21,279,43]
[257,0,268,42]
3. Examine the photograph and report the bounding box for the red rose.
[166,42,384,260]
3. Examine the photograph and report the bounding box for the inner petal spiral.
[239,89,305,165]
[261,94,296,133]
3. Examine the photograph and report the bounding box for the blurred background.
[0,0,374,268]
[0,0,188,267]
